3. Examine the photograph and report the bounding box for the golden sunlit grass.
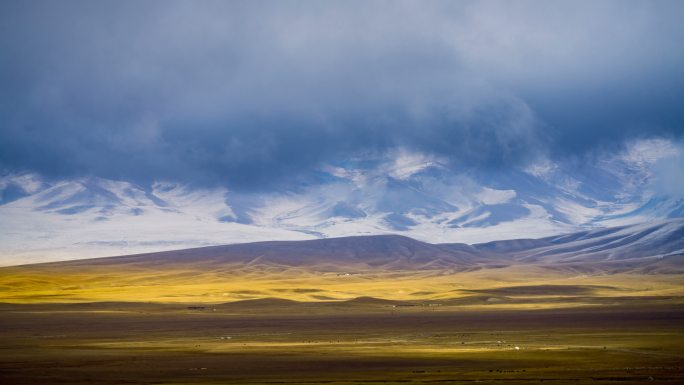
[2,261,683,307]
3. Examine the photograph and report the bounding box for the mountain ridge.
[13,218,684,273]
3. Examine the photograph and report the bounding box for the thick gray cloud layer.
[1,0,683,189]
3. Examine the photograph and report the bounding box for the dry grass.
[1,301,683,384]
[1,261,683,306]
[2,256,684,384]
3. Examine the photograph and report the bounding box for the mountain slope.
[52,234,488,272]
[18,218,684,272]
[473,219,684,265]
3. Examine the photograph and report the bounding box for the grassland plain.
[2,261,684,304]
[1,234,684,384]
[1,264,684,384]
[1,301,683,384]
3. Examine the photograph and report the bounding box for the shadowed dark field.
[1,300,684,385]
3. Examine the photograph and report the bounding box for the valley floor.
[2,253,684,384]
[1,300,683,384]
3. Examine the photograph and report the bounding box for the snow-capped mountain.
[0,139,682,265]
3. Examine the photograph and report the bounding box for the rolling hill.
[38,217,684,271]
[1,219,682,304]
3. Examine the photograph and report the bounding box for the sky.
[1,0,683,191]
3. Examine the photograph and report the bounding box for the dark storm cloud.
[1,0,683,189]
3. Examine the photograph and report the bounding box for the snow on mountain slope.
[475,218,684,265]
[0,176,312,266]
[0,139,681,265]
